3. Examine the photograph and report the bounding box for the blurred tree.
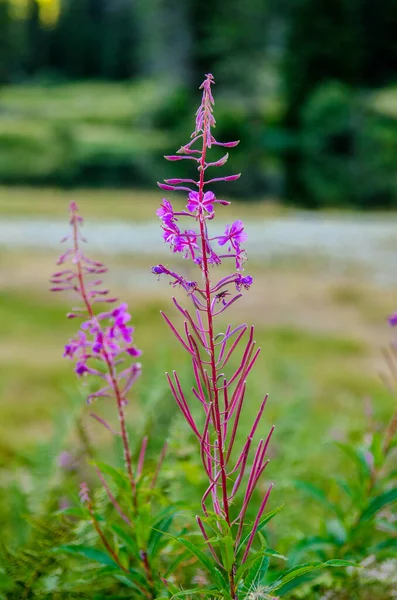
[134,0,193,83]
[284,0,361,128]
[0,0,12,84]
[101,0,138,79]
[283,0,397,206]
[359,0,397,87]
[190,0,270,92]
[282,0,361,203]
[25,0,48,75]
[48,0,139,79]
[48,0,104,78]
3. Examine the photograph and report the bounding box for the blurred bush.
[2,0,397,205]
[0,81,175,187]
[294,82,397,208]
[0,80,279,197]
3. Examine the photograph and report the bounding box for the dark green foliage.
[283,0,397,207]
[287,403,397,598]
[0,517,74,599]
[2,0,397,205]
[0,0,11,84]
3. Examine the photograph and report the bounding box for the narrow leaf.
[359,487,397,522]
[173,537,228,591]
[111,524,140,559]
[58,545,117,567]
[147,514,174,557]
[244,554,270,591]
[237,505,283,555]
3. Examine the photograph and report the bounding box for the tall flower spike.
[154,75,274,599]
[51,202,142,505]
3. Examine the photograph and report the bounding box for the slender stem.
[72,214,156,596]
[198,104,230,527]
[229,563,238,600]
[72,217,138,510]
[383,405,397,456]
[198,89,236,598]
[140,550,156,597]
[87,500,129,574]
[104,351,138,510]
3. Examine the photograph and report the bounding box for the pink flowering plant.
[42,75,361,600]
[152,74,353,599]
[51,203,171,598]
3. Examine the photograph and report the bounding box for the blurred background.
[1,0,397,205]
[1,0,397,573]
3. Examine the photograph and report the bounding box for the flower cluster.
[154,74,273,596]
[155,193,248,272]
[153,74,250,278]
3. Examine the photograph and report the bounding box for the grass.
[0,185,285,220]
[1,186,396,598]
[0,81,166,126]
[0,186,395,467]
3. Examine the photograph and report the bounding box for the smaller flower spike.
[153,74,274,598]
[51,202,142,507]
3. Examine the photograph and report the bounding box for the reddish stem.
[87,500,129,574]
[198,99,230,527]
[72,215,138,510]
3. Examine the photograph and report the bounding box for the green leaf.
[359,487,397,522]
[170,589,224,599]
[294,481,341,516]
[114,574,149,596]
[58,545,117,567]
[147,510,175,558]
[243,553,270,591]
[267,559,355,594]
[173,537,228,592]
[237,505,283,555]
[323,559,356,567]
[370,432,385,469]
[92,461,129,492]
[236,552,262,584]
[335,443,371,483]
[326,519,347,545]
[111,524,139,559]
[289,536,335,565]
[264,548,288,561]
[267,561,323,592]
[236,546,286,586]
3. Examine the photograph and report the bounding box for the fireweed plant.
[51,203,168,598]
[153,74,274,597]
[152,74,352,599]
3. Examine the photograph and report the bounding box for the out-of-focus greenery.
[0,191,396,597]
[2,0,397,206]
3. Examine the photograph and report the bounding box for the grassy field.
[1,187,396,591]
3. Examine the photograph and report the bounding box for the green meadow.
[1,188,396,554]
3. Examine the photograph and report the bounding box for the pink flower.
[235,274,253,291]
[218,220,247,252]
[156,199,175,223]
[174,230,199,260]
[187,191,216,215]
[162,221,182,247]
